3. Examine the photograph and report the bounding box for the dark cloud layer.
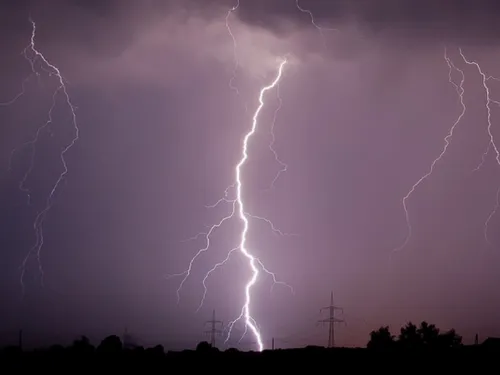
[4,0,500,61]
[233,0,500,44]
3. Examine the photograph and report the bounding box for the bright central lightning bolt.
[225,59,288,351]
[393,48,466,253]
[3,19,80,291]
[168,59,291,352]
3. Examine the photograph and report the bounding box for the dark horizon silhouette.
[1,320,495,352]
[2,321,500,370]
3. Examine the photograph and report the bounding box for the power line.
[317,291,345,348]
[204,309,223,348]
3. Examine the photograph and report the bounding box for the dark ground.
[2,340,499,371]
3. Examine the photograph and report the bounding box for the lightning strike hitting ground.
[224,58,289,351]
[168,59,292,352]
[4,19,80,291]
[459,49,500,246]
[393,48,466,253]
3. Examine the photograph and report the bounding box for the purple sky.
[1,0,500,351]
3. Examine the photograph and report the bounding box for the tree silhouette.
[418,321,440,347]
[398,322,421,349]
[71,335,94,355]
[196,341,212,353]
[367,326,395,350]
[369,321,464,350]
[437,329,462,348]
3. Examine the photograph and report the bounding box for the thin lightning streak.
[204,184,236,208]
[266,83,288,190]
[459,50,500,170]
[11,88,61,205]
[484,187,500,246]
[459,49,500,246]
[0,75,33,108]
[0,45,46,108]
[473,143,490,172]
[167,202,236,298]
[196,246,239,313]
[179,229,209,243]
[225,0,243,101]
[473,76,500,172]
[16,19,80,291]
[393,48,466,254]
[6,51,43,175]
[245,212,297,237]
[295,0,337,47]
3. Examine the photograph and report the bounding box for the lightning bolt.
[459,49,500,246]
[168,58,291,352]
[5,19,80,291]
[393,47,466,254]
[224,58,289,351]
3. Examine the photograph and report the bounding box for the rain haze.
[1,0,500,350]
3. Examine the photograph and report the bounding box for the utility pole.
[204,309,223,348]
[317,291,345,348]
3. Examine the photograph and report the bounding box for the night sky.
[1,0,500,351]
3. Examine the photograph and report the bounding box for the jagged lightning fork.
[169,59,290,353]
[473,76,500,172]
[11,88,61,205]
[459,49,500,246]
[393,47,466,254]
[16,19,80,291]
[223,58,288,352]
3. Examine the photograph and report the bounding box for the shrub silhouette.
[97,335,122,353]
[367,326,395,350]
[196,341,212,352]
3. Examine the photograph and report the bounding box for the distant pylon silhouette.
[317,291,345,348]
[205,309,223,348]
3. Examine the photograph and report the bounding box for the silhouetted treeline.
[1,324,500,370]
[367,321,463,351]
